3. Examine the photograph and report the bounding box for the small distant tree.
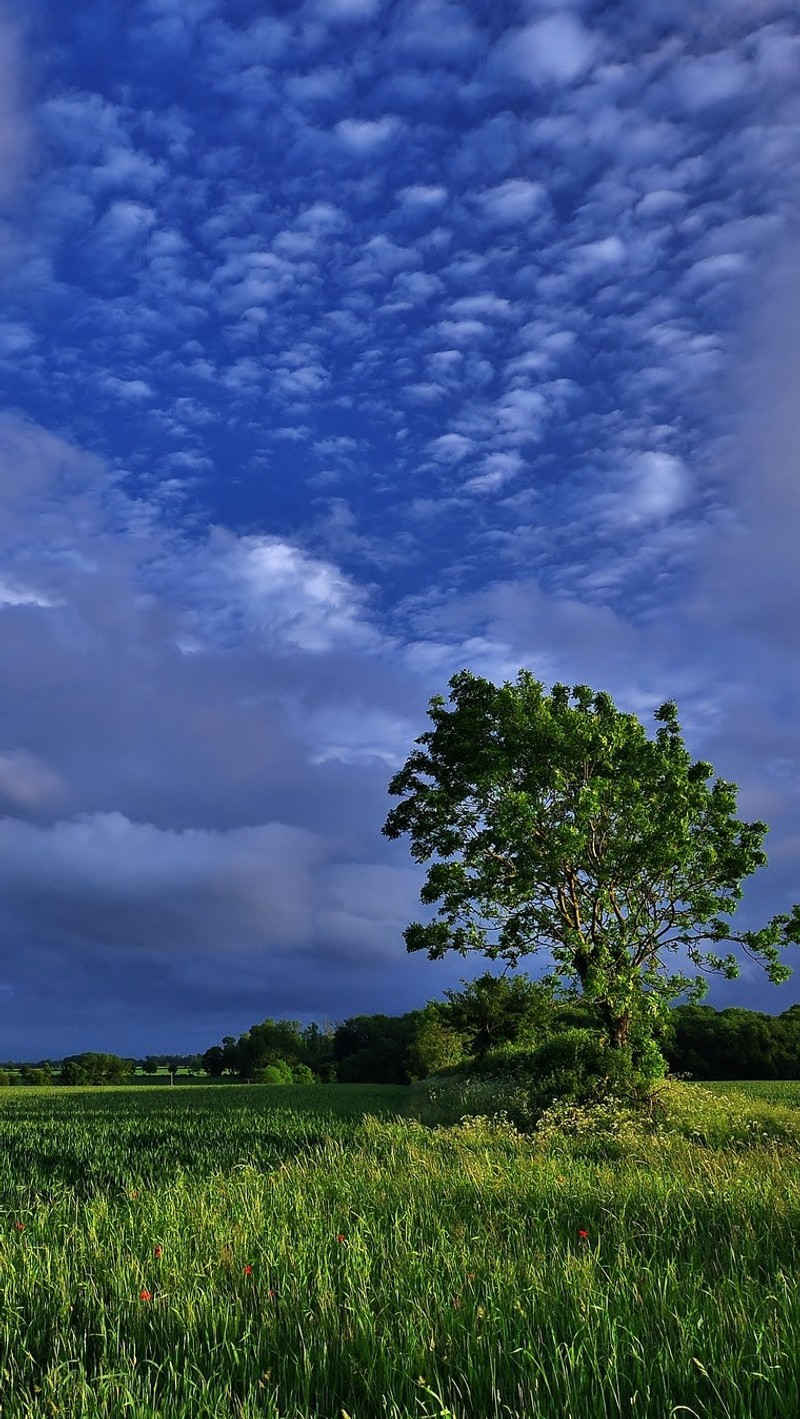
[142,1056,161,1075]
[202,1046,226,1077]
[384,670,800,1080]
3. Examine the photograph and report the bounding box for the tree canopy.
[384,669,800,1052]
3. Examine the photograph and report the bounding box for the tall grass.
[0,1082,798,1417]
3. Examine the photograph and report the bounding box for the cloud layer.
[0,0,799,1054]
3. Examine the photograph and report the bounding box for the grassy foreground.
[0,1082,799,1418]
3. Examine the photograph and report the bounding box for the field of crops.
[1,1080,800,1419]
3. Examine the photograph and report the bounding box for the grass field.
[1,1080,800,1418]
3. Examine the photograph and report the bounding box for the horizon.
[0,0,799,1058]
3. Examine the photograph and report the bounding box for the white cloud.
[334,117,399,152]
[620,452,692,525]
[494,13,599,87]
[101,377,154,401]
[389,0,482,63]
[312,0,381,17]
[304,705,412,765]
[216,533,379,652]
[0,321,35,354]
[464,450,524,494]
[673,50,752,110]
[398,184,448,206]
[427,432,474,462]
[0,577,57,609]
[95,200,157,246]
[435,319,490,343]
[571,234,626,269]
[476,178,548,225]
[448,294,514,320]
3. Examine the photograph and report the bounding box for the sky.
[0,0,799,1059]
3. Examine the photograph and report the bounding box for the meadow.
[1,1081,800,1418]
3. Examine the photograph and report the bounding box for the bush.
[524,1027,666,1112]
[253,1060,294,1085]
[410,1027,667,1133]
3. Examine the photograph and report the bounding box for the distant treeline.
[4,977,800,1086]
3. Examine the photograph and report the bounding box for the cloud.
[475,177,548,225]
[0,577,56,608]
[1,0,800,1051]
[216,533,379,652]
[673,50,752,110]
[334,116,399,152]
[618,452,692,525]
[0,9,32,206]
[0,750,63,809]
[0,812,322,953]
[312,0,382,17]
[492,14,599,87]
[398,183,448,206]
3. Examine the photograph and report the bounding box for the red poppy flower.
[13,1221,24,1232]
[336,1234,346,1243]
[139,1289,152,1301]
[578,1229,589,1240]
[154,1246,163,1259]
[244,1264,253,1275]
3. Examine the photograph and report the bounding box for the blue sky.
[0,0,799,1058]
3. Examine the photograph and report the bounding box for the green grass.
[696,1079,800,1108]
[1,1082,800,1417]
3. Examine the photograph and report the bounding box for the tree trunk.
[599,1005,630,1051]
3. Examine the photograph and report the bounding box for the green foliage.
[60,1054,134,1086]
[253,1060,295,1085]
[202,1020,337,1083]
[334,1012,421,1083]
[385,669,800,1064]
[524,1026,667,1110]
[404,1003,468,1080]
[437,969,556,1058]
[666,1003,800,1080]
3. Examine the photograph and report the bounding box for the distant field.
[694,1079,800,1108]
[1,1081,800,1418]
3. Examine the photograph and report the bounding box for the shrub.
[410,1026,667,1133]
[524,1027,666,1112]
[253,1060,294,1085]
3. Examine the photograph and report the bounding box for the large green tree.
[384,670,800,1055]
